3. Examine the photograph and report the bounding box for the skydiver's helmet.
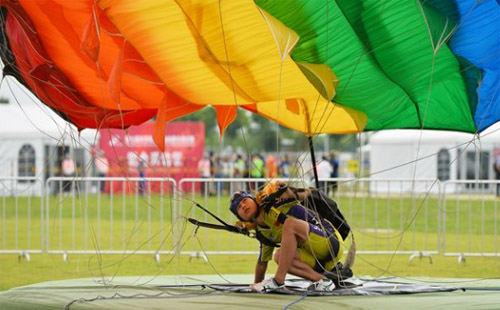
[230,191,256,221]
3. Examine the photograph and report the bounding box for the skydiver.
[229,181,350,293]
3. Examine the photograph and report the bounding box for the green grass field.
[1,191,500,291]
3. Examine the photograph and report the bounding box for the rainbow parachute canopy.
[0,0,499,150]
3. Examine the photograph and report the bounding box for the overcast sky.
[0,75,40,107]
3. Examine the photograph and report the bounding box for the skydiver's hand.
[235,221,246,229]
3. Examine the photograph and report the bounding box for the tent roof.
[0,103,96,140]
[369,123,500,145]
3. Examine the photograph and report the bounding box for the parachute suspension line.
[128,216,185,286]
[399,1,453,274]
[187,200,254,238]
[215,0,255,197]
[136,217,201,286]
[309,2,334,137]
[217,0,240,145]
[218,0,237,107]
[193,201,233,229]
[282,294,308,310]
[116,43,126,131]
[86,6,113,128]
[87,127,187,284]
[417,1,437,52]
[378,141,479,277]
[274,51,285,158]
[193,234,234,284]
[8,84,63,142]
[308,136,320,189]
[410,1,443,229]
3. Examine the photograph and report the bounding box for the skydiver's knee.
[282,218,308,240]
[282,218,299,234]
[282,218,291,227]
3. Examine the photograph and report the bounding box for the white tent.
[368,125,500,193]
[0,103,96,195]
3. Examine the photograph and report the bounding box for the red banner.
[99,121,204,193]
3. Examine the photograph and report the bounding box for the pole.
[308,136,319,189]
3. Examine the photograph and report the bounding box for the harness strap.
[255,230,280,248]
[261,185,290,212]
[188,218,252,237]
[194,202,233,228]
[267,206,289,226]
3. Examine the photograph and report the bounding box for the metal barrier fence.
[178,178,441,257]
[442,180,500,259]
[2,176,500,261]
[45,177,177,261]
[0,177,44,259]
[317,178,441,256]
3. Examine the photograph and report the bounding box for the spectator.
[233,154,247,191]
[233,154,246,178]
[494,149,500,196]
[209,151,216,177]
[265,154,277,179]
[329,151,339,197]
[278,154,291,178]
[198,154,211,195]
[62,153,76,193]
[208,151,216,195]
[317,156,333,194]
[138,160,146,195]
[250,153,265,190]
[221,155,232,194]
[95,152,109,192]
[214,156,224,194]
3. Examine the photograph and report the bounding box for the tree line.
[177,107,359,153]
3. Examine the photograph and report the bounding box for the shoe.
[250,278,283,293]
[323,267,357,289]
[323,262,353,280]
[309,278,335,292]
